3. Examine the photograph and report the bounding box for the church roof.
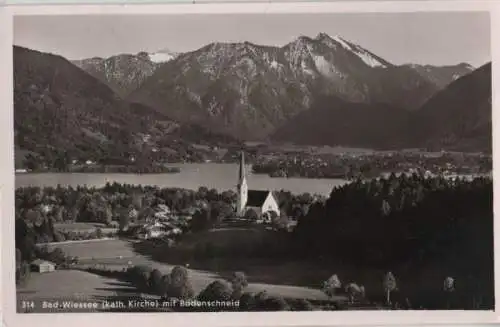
[247,190,272,207]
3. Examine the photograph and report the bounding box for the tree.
[15,218,36,262]
[23,153,40,171]
[383,272,397,306]
[15,248,22,285]
[17,262,31,286]
[443,276,455,309]
[258,296,290,311]
[198,280,232,302]
[239,292,257,311]
[48,247,66,265]
[381,199,391,216]
[128,265,153,289]
[323,274,342,298]
[197,187,209,199]
[132,193,143,210]
[119,208,130,231]
[167,266,194,299]
[290,298,314,311]
[221,190,237,204]
[344,283,366,304]
[16,248,22,268]
[158,274,171,297]
[210,201,234,223]
[244,209,259,221]
[148,269,163,294]
[229,271,248,299]
[53,150,70,172]
[269,210,279,222]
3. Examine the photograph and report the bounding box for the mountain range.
[125,34,474,140]
[13,33,491,160]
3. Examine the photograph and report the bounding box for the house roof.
[31,259,54,266]
[247,190,271,207]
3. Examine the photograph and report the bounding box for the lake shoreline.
[15,163,349,196]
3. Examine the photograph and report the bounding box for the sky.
[14,12,491,67]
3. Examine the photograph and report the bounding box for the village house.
[137,220,183,239]
[31,259,56,273]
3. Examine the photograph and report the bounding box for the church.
[236,151,280,222]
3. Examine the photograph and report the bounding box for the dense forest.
[291,173,494,309]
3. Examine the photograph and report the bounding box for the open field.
[39,239,340,302]
[54,222,118,234]
[178,225,278,250]
[36,237,117,246]
[16,270,143,312]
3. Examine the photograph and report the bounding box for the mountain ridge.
[272,62,491,152]
[72,49,178,96]
[127,33,448,140]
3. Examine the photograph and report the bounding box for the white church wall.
[262,193,280,216]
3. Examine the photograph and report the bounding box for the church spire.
[238,150,245,183]
[236,150,248,216]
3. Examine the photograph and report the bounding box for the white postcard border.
[1,1,499,326]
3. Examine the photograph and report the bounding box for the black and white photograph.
[8,3,494,316]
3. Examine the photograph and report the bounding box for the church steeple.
[238,151,245,181]
[236,150,248,216]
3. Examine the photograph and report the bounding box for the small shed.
[31,259,56,273]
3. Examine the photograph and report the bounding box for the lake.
[15,163,348,196]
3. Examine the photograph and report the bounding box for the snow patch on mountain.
[148,50,177,63]
[313,54,340,78]
[332,35,387,68]
[301,60,315,76]
[270,60,280,70]
[354,49,387,68]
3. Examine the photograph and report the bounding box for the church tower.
[236,150,248,216]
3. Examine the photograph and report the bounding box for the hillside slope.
[413,62,492,152]
[402,63,474,89]
[13,46,235,169]
[271,96,412,149]
[272,64,491,152]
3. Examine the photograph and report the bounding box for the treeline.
[252,161,347,179]
[252,153,492,180]
[15,183,319,253]
[15,183,318,229]
[84,265,317,311]
[291,173,494,309]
